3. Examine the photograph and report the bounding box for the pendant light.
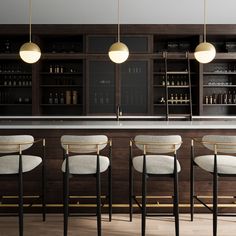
[194,0,216,64]
[108,0,129,64]
[19,0,41,64]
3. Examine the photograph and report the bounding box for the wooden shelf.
[40,85,83,88]
[167,71,189,75]
[41,104,83,106]
[41,53,85,60]
[40,72,83,75]
[203,72,236,75]
[0,104,31,106]
[203,104,236,106]
[203,85,236,88]
[0,85,31,88]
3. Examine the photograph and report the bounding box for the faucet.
[116,104,122,121]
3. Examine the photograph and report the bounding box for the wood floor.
[0,214,235,236]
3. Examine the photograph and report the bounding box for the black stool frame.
[62,139,112,236]
[190,137,236,236]
[0,138,46,236]
[129,139,181,236]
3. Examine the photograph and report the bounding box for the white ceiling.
[0,0,235,24]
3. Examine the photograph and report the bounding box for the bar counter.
[0,119,236,213]
[0,120,236,129]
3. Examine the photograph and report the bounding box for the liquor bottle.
[223,93,228,104]
[209,95,213,104]
[179,94,183,104]
[4,40,10,53]
[213,94,217,104]
[72,91,78,105]
[60,92,64,104]
[228,91,232,104]
[66,90,71,104]
[205,96,209,104]
[174,94,178,104]
[218,93,223,104]
[184,94,188,104]
[49,93,53,104]
[233,91,236,104]
[54,93,59,104]
[94,92,98,104]
[170,94,174,104]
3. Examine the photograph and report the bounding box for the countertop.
[0,120,236,129]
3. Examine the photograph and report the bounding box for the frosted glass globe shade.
[19,42,41,64]
[194,42,216,64]
[108,42,129,64]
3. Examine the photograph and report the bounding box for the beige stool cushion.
[0,155,42,174]
[194,155,236,174]
[133,155,181,174]
[61,155,110,174]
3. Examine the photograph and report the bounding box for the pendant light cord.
[204,0,206,42]
[29,0,32,42]
[117,0,120,42]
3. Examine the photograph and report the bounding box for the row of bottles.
[0,40,12,53]
[0,92,31,104]
[43,77,77,86]
[0,64,30,73]
[158,93,189,104]
[1,75,32,86]
[93,92,110,105]
[48,64,81,73]
[204,91,236,104]
[50,42,82,53]
[159,75,189,86]
[47,91,78,105]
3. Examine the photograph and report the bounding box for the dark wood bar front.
[0,120,236,213]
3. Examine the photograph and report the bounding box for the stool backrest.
[134,135,182,154]
[0,135,34,153]
[61,135,108,154]
[202,135,236,154]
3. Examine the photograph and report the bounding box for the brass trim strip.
[1,203,236,208]
[2,196,40,199]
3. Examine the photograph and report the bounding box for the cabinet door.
[120,61,149,114]
[88,60,116,114]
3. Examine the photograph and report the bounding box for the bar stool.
[190,135,236,236]
[0,135,46,236]
[61,135,112,236]
[129,135,182,236]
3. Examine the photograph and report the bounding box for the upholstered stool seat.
[61,134,112,236]
[0,135,45,236]
[0,155,42,174]
[191,135,236,236]
[133,155,181,174]
[129,135,182,236]
[194,155,236,174]
[61,155,109,174]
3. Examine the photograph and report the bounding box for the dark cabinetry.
[202,59,236,115]
[0,25,236,117]
[38,35,85,115]
[87,36,150,115]
[153,35,200,119]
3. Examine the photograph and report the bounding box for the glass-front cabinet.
[87,35,150,115]
[88,60,116,114]
[120,61,148,114]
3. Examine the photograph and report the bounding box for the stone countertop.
[0,120,236,129]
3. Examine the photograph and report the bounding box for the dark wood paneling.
[0,128,236,213]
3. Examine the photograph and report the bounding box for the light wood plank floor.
[0,214,235,236]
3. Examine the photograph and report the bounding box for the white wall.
[0,0,235,24]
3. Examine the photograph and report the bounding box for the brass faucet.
[116,104,122,121]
